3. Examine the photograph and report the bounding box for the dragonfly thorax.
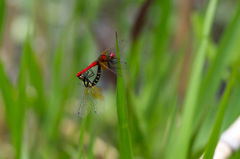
[98,55,108,62]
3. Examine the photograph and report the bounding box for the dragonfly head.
[78,74,85,80]
[110,53,116,58]
[76,71,84,78]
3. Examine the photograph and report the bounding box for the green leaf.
[199,4,240,111]
[0,60,15,139]
[169,0,219,158]
[14,39,29,159]
[24,38,45,115]
[203,55,240,158]
[115,32,133,159]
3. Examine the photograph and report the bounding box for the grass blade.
[169,0,219,158]
[14,40,29,159]
[199,4,240,112]
[0,60,16,144]
[115,32,133,159]
[0,39,28,159]
[24,38,45,116]
[203,56,240,158]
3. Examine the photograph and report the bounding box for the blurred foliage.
[0,0,240,159]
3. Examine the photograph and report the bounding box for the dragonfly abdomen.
[82,65,101,88]
[92,65,101,86]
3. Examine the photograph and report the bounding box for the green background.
[0,0,240,158]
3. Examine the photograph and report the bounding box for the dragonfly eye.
[110,53,115,58]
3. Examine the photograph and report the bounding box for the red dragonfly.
[76,46,126,78]
[78,65,105,118]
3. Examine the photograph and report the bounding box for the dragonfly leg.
[85,70,89,77]
[88,69,95,78]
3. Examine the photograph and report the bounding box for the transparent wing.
[98,60,121,76]
[107,58,129,70]
[100,40,126,56]
[78,88,92,118]
[98,41,127,76]
[91,86,105,115]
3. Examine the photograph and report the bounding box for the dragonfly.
[76,45,126,78]
[77,65,105,118]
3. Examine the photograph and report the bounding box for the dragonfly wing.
[98,61,109,70]
[78,88,92,118]
[99,40,127,76]
[108,59,129,70]
[101,48,109,56]
[91,86,105,115]
[98,61,121,76]
[100,40,126,56]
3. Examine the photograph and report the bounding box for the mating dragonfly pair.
[76,47,123,118]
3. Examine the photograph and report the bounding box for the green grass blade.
[0,39,28,159]
[199,4,240,110]
[115,32,133,159]
[14,40,29,159]
[87,132,95,159]
[0,59,16,143]
[203,56,240,158]
[24,38,45,116]
[169,0,218,158]
[44,47,63,137]
[0,60,15,125]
